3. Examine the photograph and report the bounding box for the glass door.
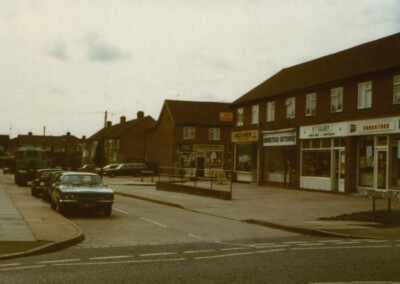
[338,150,345,192]
[376,149,387,189]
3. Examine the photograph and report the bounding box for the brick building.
[83,112,155,165]
[232,32,400,193]
[145,100,233,176]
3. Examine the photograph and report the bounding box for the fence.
[358,187,400,213]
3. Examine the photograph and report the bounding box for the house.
[232,32,400,193]
[145,100,233,177]
[83,112,156,165]
[9,132,82,169]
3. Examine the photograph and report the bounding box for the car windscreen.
[61,175,102,185]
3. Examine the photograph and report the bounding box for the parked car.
[104,162,149,177]
[77,164,101,174]
[102,163,120,172]
[49,172,114,216]
[31,169,63,197]
[43,170,64,202]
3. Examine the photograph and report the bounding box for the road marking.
[188,234,203,240]
[53,258,185,266]
[249,243,275,246]
[37,259,80,264]
[296,243,324,246]
[251,244,289,248]
[220,247,248,251]
[89,255,133,260]
[139,252,177,257]
[0,265,45,272]
[140,218,167,228]
[290,245,393,251]
[333,241,361,245]
[365,240,389,243]
[183,250,215,254]
[194,248,286,260]
[317,240,342,243]
[0,263,20,267]
[283,241,309,244]
[113,207,130,215]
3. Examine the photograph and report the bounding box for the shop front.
[232,130,259,182]
[262,129,297,186]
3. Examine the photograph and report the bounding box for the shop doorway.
[333,149,345,192]
[196,157,205,177]
[376,149,388,189]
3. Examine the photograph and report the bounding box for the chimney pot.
[28,132,33,136]
[137,111,144,120]
[107,121,112,127]
[120,116,126,124]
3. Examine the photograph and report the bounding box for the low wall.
[156,181,232,200]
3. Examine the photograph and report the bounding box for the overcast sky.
[1,0,399,138]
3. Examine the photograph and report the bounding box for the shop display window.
[235,143,257,172]
[180,152,196,168]
[302,140,310,149]
[358,136,374,187]
[302,150,331,177]
[206,151,223,168]
[390,138,400,188]
[322,139,331,148]
[311,139,320,148]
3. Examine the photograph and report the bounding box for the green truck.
[14,147,48,186]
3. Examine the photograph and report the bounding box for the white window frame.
[183,127,195,139]
[330,87,343,113]
[208,128,221,141]
[286,97,295,119]
[394,75,400,104]
[266,101,275,122]
[236,108,244,126]
[305,93,316,116]
[251,105,259,124]
[358,81,372,109]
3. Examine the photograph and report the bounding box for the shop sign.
[300,122,347,139]
[181,144,193,151]
[263,132,296,146]
[193,144,224,152]
[220,112,233,121]
[348,117,396,135]
[231,130,259,142]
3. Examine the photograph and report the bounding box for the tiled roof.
[12,134,80,146]
[233,32,400,105]
[165,100,233,126]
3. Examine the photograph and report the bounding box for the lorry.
[14,147,48,186]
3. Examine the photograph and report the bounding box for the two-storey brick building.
[145,100,233,176]
[232,32,400,193]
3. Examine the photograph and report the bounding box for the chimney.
[137,111,144,120]
[120,116,126,124]
[82,135,86,140]
[66,132,71,137]
[107,121,112,127]
[28,132,33,136]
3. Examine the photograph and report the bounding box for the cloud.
[84,33,130,62]
[45,40,68,60]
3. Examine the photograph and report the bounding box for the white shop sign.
[263,132,296,146]
[348,117,398,136]
[300,122,347,139]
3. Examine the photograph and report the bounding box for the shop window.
[206,151,223,168]
[302,151,331,177]
[390,138,400,187]
[286,97,295,119]
[322,139,331,148]
[208,128,221,141]
[237,108,244,126]
[358,81,372,109]
[394,75,400,104]
[251,105,259,124]
[305,93,316,116]
[266,101,275,122]
[377,136,388,146]
[302,140,310,149]
[235,143,258,172]
[180,152,196,168]
[311,139,320,148]
[359,136,374,187]
[330,87,343,112]
[183,127,195,139]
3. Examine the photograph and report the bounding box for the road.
[1,179,400,283]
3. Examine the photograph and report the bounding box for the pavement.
[0,174,399,260]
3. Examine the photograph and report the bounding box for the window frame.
[251,104,259,125]
[358,81,372,109]
[305,93,317,116]
[183,127,195,139]
[236,108,244,126]
[330,87,343,113]
[208,128,221,141]
[393,75,400,104]
[286,97,295,119]
[266,101,275,122]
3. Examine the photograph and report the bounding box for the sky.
[1,0,399,139]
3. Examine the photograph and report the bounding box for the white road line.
[365,240,389,243]
[139,252,177,257]
[249,243,275,246]
[0,265,45,272]
[140,218,167,228]
[251,245,289,248]
[37,259,80,264]
[0,263,21,267]
[220,247,248,251]
[290,245,392,251]
[53,258,185,266]
[194,248,286,260]
[183,250,215,254]
[89,255,133,260]
[283,241,309,244]
[113,207,130,215]
[333,241,361,245]
[297,243,324,246]
[317,240,342,243]
[188,234,203,240]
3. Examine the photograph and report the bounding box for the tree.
[94,136,106,168]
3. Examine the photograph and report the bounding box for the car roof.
[61,172,99,176]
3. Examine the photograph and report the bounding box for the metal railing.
[357,187,400,213]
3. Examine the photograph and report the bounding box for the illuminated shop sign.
[263,132,296,146]
[231,130,258,142]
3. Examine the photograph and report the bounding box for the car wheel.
[104,205,112,217]
[55,199,65,215]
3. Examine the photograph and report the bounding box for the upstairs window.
[208,128,221,141]
[236,108,244,126]
[286,97,295,119]
[330,87,343,113]
[394,75,400,104]
[251,105,259,124]
[305,93,316,116]
[266,101,275,122]
[183,127,195,139]
[358,81,372,109]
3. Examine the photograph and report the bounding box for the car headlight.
[64,194,75,200]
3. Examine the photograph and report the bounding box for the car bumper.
[59,200,113,209]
